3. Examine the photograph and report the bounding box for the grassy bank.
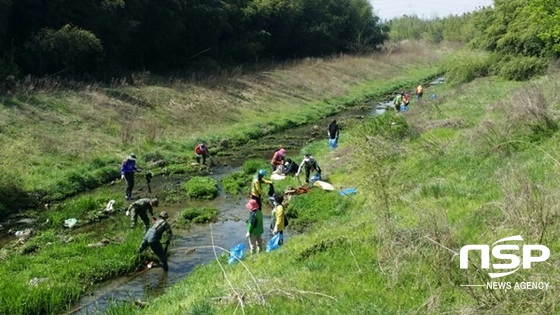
[116,72,560,314]
[0,42,442,215]
[0,42,445,314]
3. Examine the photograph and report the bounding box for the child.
[245,199,264,254]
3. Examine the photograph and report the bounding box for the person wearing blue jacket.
[121,153,140,200]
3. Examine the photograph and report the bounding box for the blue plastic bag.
[266,234,282,252]
[328,138,338,150]
[310,173,322,186]
[228,243,245,265]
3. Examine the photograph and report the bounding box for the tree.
[29,25,102,74]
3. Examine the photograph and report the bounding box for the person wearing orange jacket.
[194,141,210,165]
[416,84,424,100]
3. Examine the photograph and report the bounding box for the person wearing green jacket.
[245,199,264,254]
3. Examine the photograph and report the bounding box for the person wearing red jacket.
[194,142,210,165]
[270,148,286,172]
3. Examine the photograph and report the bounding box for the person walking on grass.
[121,153,141,200]
[296,153,322,185]
[194,141,210,165]
[250,169,272,210]
[327,119,340,150]
[245,199,264,254]
[128,198,159,231]
[139,211,173,272]
[271,193,286,246]
[270,148,286,173]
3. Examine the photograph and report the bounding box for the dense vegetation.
[0,0,386,79]
[387,0,560,83]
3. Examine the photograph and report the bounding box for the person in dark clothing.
[127,198,158,231]
[296,153,322,185]
[121,153,140,200]
[139,211,173,272]
[327,119,340,150]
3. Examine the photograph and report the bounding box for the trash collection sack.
[339,188,357,196]
[64,218,78,228]
[228,243,245,265]
[270,173,286,180]
[313,180,335,191]
[266,234,282,252]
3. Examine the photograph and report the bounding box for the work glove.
[121,174,125,180]
[245,232,250,238]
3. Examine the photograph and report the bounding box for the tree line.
[386,0,560,82]
[0,0,386,80]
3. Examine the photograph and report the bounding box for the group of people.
[118,118,339,266]
[393,84,424,112]
[120,154,173,272]
[246,172,287,254]
[123,196,172,271]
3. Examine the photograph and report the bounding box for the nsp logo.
[460,235,550,278]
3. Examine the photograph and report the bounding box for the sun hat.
[245,199,259,211]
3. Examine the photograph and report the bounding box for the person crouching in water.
[272,193,285,246]
[270,148,286,173]
[296,153,322,185]
[245,199,264,254]
[251,169,272,210]
[139,211,173,272]
[127,198,158,231]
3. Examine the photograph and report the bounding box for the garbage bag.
[266,233,282,253]
[339,188,357,196]
[64,218,78,228]
[228,243,245,265]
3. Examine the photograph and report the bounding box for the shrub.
[495,55,548,81]
[183,177,218,199]
[287,190,350,232]
[242,159,268,175]
[439,50,491,86]
[221,172,249,195]
[178,207,218,226]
